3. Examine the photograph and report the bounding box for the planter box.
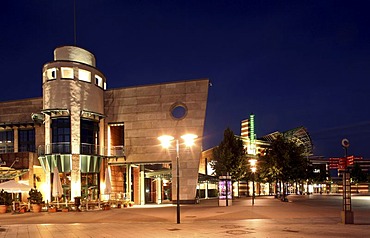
[0,205,8,213]
[32,204,42,213]
[48,207,57,213]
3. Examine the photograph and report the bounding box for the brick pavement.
[1,195,370,237]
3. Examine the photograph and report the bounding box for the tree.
[210,128,248,181]
[350,162,368,193]
[259,135,307,201]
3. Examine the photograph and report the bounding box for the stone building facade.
[0,45,209,205]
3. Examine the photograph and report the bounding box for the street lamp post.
[249,158,257,206]
[175,139,180,224]
[158,134,197,224]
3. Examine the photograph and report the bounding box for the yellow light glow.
[181,134,198,147]
[249,159,257,166]
[251,167,257,173]
[40,182,48,195]
[101,182,106,191]
[71,182,80,200]
[107,126,111,156]
[158,135,174,148]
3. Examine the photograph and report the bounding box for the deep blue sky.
[1,1,370,158]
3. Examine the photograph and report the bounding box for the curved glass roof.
[261,126,313,156]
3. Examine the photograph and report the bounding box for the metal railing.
[0,145,14,154]
[38,143,125,157]
[80,143,100,155]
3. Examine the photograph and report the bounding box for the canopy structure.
[0,180,32,193]
[0,167,29,180]
[198,173,218,183]
[261,126,313,156]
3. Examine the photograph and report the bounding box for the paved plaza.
[1,195,370,237]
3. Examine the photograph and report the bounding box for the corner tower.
[40,46,106,202]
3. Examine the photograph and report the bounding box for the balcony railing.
[80,143,100,155]
[0,145,14,154]
[38,143,125,157]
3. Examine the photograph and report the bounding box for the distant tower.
[241,114,255,141]
[241,118,250,139]
[241,114,256,155]
[41,46,107,202]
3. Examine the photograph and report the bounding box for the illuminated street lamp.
[249,158,257,205]
[158,133,197,224]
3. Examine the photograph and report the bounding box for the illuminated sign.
[250,114,255,142]
[218,180,232,200]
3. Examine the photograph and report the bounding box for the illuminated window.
[78,69,91,83]
[61,67,74,79]
[46,68,57,80]
[103,82,107,90]
[95,75,103,87]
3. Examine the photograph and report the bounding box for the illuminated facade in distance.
[241,113,313,158]
[0,46,209,205]
[200,113,314,197]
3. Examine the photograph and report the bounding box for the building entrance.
[109,162,172,205]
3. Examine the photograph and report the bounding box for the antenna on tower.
[74,0,77,45]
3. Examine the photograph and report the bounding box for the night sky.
[1,1,370,158]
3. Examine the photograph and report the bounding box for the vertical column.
[43,115,52,202]
[172,154,179,202]
[13,127,18,152]
[70,110,80,155]
[99,120,105,155]
[44,115,51,153]
[341,171,354,223]
[205,181,209,199]
[28,153,34,191]
[341,140,354,224]
[156,177,162,204]
[44,171,51,203]
[126,165,131,200]
[140,165,145,205]
[70,93,81,202]
[71,154,81,201]
[343,172,352,211]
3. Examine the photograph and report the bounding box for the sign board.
[218,176,232,206]
[341,138,350,148]
[347,155,354,166]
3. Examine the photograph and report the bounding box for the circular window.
[170,103,188,120]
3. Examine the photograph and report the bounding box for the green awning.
[80,155,102,173]
[38,154,72,173]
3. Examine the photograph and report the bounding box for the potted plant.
[61,205,69,212]
[28,188,43,213]
[19,205,27,213]
[48,205,57,213]
[0,189,12,213]
[103,203,111,210]
[123,200,134,208]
